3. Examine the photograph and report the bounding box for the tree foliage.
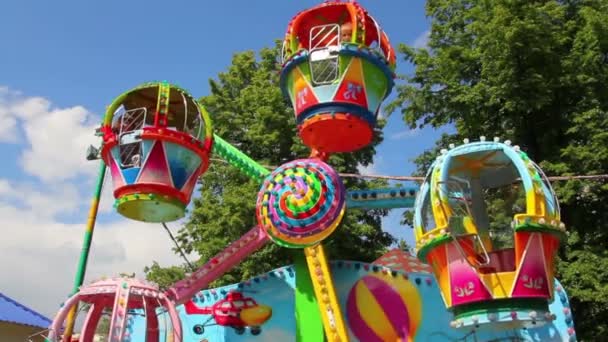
[389,0,608,339]
[146,43,394,290]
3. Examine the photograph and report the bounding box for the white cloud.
[0,204,186,319]
[98,171,117,214]
[390,128,421,140]
[11,96,52,120]
[413,30,430,49]
[0,179,11,194]
[0,178,82,219]
[0,113,18,142]
[0,187,186,320]
[19,104,100,183]
[357,156,383,175]
[0,86,101,183]
[0,87,20,142]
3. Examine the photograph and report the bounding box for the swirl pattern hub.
[256,159,345,248]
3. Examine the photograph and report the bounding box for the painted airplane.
[185,291,272,336]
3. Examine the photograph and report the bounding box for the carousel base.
[299,111,373,153]
[449,298,556,331]
[115,193,186,223]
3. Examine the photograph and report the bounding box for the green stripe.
[294,252,325,342]
[64,160,107,339]
[73,161,106,289]
[452,298,548,320]
[285,169,322,214]
[212,134,270,182]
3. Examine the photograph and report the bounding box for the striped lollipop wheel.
[256,159,345,248]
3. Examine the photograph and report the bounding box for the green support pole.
[212,134,270,182]
[294,252,325,342]
[63,161,107,341]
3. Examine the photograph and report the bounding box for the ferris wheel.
[45,1,569,341]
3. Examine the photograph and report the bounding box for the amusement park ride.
[46,1,577,341]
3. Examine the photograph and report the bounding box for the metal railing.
[117,107,146,168]
[119,107,147,135]
[309,24,341,85]
[438,180,490,267]
[310,24,340,50]
[26,328,51,342]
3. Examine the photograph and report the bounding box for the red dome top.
[282,1,396,69]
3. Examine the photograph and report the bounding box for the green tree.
[146,44,394,289]
[397,238,414,254]
[95,312,111,339]
[389,0,608,339]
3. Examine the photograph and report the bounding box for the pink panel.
[163,296,183,342]
[108,156,126,189]
[48,293,82,341]
[166,226,269,305]
[137,141,173,186]
[109,283,130,341]
[512,233,550,298]
[447,243,493,306]
[79,304,103,342]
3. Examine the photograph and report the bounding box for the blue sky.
[0,1,452,317]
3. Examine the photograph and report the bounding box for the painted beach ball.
[347,273,422,342]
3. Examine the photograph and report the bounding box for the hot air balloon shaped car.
[413,138,565,330]
[280,0,396,153]
[100,82,213,223]
[185,291,272,336]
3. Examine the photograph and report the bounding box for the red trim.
[288,2,357,50]
[153,111,160,126]
[114,184,188,205]
[299,113,373,153]
[101,127,211,201]
[380,31,396,67]
[100,125,114,140]
[101,128,211,161]
[184,300,212,315]
[100,139,118,166]
[203,135,214,154]
[283,1,395,69]
[141,127,210,160]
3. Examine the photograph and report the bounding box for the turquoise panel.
[312,84,339,103]
[110,146,122,166]
[542,182,558,216]
[163,141,202,190]
[128,261,576,341]
[122,168,140,185]
[346,187,418,209]
[111,145,140,184]
[142,140,155,162]
[438,142,535,201]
